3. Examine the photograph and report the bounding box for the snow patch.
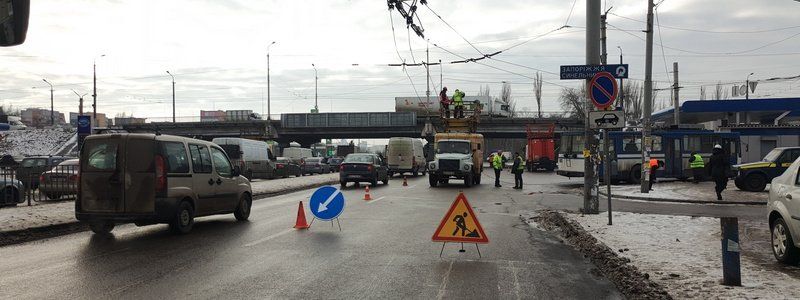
[0,128,76,158]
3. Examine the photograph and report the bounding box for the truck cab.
[735,147,800,192]
[427,133,484,187]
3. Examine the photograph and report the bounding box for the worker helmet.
[714,144,722,149]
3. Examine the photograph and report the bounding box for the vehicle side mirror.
[232,166,241,177]
[0,0,30,47]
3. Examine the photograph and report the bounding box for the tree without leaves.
[499,82,516,117]
[533,72,543,118]
[479,84,490,97]
[558,86,587,119]
[700,86,707,100]
[617,81,644,124]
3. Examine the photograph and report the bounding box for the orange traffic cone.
[363,186,373,201]
[403,176,408,186]
[293,201,310,229]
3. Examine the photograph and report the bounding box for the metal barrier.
[0,164,79,206]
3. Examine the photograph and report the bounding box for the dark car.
[328,157,344,172]
[274,157,301,178]
[301,157,331,175]
[735,147,800,192]
[595,113,619,126]
[340,153,389,188]
[16,156,72,189]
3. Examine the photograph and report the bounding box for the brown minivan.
[76,133,253,234]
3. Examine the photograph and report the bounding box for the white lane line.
[436,261,454,300]
[366,196,386,204]
[243,228,295,247]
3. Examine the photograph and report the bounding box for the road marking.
[366,196,386,204]
[243,228,294,247]
[436,261,454,300]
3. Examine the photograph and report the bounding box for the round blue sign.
[78,117,90,127]
[589,71,618,109]
[308,186,345,220]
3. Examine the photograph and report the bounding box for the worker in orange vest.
[648,158,660,191]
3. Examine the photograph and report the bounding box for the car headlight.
[463,164,471,171]
[430,162,437,170]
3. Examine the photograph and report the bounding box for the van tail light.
[155,154,167,193]
[277,163,284,169]
[340,165,345,171]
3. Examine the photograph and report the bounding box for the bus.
[556,130,740,183]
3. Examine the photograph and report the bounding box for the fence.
[0,164,79,206]
[281,112,417,128]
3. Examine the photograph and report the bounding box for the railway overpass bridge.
[119,113,583,147]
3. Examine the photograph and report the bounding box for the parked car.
[327,157,344,172]
[16,156,72,189]
[735,147,800,192]
[39,159,79,200]
[340,153,389,188]
[76,133,252,235]
[274,157,301,178]
[212,137,277,181]
[387,137,426,177]
[0,177,24,206]
[767,155,800,264]
[302,157,331,175]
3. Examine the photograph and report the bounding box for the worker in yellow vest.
[512,152,526,189]
[452,89,465,119]
[493,150,504,187]
[689,151,705,184]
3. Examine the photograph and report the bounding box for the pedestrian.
[439,87,451,118]
[493,150,504,187]
[689,151,705,184]
[707,144,731,200]
[648,158,659,191]
[453,89,465,119]
[512,151,525,189]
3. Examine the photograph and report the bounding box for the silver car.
[768,155,800,264]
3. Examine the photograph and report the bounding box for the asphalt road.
[0,171,766,299]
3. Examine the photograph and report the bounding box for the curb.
[0,178,341,247]
[599,190,767,206]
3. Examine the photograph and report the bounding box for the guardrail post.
[720,217,741,286]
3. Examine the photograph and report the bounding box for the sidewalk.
[603,181,768,205]
[532,210,800,299]
[0,173,339,246]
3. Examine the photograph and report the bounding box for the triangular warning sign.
[432,193,488,244]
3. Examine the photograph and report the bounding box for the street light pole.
[92,54,106,125]
[312,63,318,113]
[746,72,754,100]
[167,71,175,122]
[72,89,88,116]
[267,41,276,120]
[43,79,54,126]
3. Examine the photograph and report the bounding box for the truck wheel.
[388,172,393,178]
[429,175,438,187]
[169,201,195,234]
[413,169,419,177]
[234,193,252,221]
[464,174,473,187]
[772,217,800,264]
[89,220,115,235]
[744,174,767,192]
[734,178,745,190]
[629,165,642,184]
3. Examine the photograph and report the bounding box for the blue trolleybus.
[556,130,740,183]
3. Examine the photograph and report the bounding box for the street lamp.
[267,41,276,120]
[167,71,175,122]
[72,89,88,116]
[42,79,54,125]
[617,46,624,106]
[92,54,106,125]
[746,72,755,100]
[312,63,318,113]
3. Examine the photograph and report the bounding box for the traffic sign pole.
[584,0,601,215]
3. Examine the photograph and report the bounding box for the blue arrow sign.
[589,72,618,109]
[309,186,345,220]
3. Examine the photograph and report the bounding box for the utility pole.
[312,64,318,113]
[640,0,655,193]
[600,9,610,65]
[167,71,175,122]
[584,0,601,214]
[746,72,754,100]
[426,40,430,101]
[600,8,612,224]
[267,41,276,120]
[618,46,623,108]
[673,62,680,126]
[92,54,105,125]
[43,79,54,126]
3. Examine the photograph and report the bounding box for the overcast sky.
[1,0,799,121]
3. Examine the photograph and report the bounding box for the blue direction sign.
[560,64,628,80]
[589,72,618,109]
[77,115,91,134]
[309,186,345,220]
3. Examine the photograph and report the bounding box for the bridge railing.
[281,112,417,128]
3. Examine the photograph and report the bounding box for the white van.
[212,138,276,180]
[387,137,426,177]
[283,146,313,164]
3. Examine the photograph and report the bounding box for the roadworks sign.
[432,193,489,244]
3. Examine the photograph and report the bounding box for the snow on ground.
[566,212,800,299]
[0,128,76,158]
[249,173,339,195]
[608,181,768,203]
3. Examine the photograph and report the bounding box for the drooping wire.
[424,4,486,56]
[654,8,671,83]
[564,0,579,27]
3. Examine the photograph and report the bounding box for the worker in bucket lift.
[439,87,451,118]
[452,89,465,119]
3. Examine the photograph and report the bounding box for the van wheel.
[629,165,642,184]
[234,194,252,221]
[429,175,438,187]
[772,217,800,264]
[170,201,194,234]
[1,187,19,205]
[89,220,115,235]
[413,170,419,177]
[246,170,253,181]
[744,173,767,192]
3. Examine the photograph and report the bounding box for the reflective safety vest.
[453,90,464,106]
[649,158,659,168]
[516,156,526,171]
[493,154,504,169]
[690,154,705,169]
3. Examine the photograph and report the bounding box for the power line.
[609,12,800,34]
[423,3,486,56]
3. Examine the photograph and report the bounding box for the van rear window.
[219,145,241,159]
[84,141,118,171]
[161,142,190,173]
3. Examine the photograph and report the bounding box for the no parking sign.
[588,71,618,110]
